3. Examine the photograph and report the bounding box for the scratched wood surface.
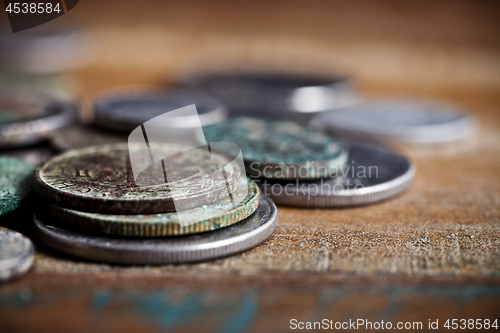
[1,1,500,332]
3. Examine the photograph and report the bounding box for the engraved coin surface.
[203,117,347,180]
[260,142,415,207]
[34,196,278,264]
[0,156,34,215]
[48,178,260,237]
[34,143,241,214]
[311,99,476,144]
[0,227,34,282]
[94,88,227,132]
[177,72,359,121]
[0,87,78,148]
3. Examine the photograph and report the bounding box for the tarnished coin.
[311,99,477,144]
[51,124,127,151]
[93,88,227,132]
[34,143,241,214]
[176,72,359,120]
[48,178,260,237]
[0,156,34,215]
[259,142,414,207]
[34,196,277,264]
[0,24,94,74]
[0,87,78,148]
[203,117,347,180]
[0,227,34,282]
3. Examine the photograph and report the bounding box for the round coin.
[0,87,78,148]
[0,227,34,282]
[310,99,476,144]
[34,143,241,214]
[202,117,347,180]
[34,196,277,264]
[176,72,359,120]
[0,156,34,215]
[51,124,127,151]
[93,88,227,132]
[48,178,260,237]
[259,142,415,207]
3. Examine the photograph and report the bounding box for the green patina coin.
[202,117,347,180]
[47,178,260,237]
[0,156,34,215]
[34,143,241,214]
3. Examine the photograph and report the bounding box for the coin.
[51,124,127,151]
[93,88,227,132]
[34,143,241,214]
[0,24,94,74]
[258,142,415,207]
[0,227,34,282]
[34,196,277,264]
[310,99,477,144]
[0,87,78,148]
[0,156,34,215]
[202,117,347,180]
[176,72,359,120]
[48,178,260,237]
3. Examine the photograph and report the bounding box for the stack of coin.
[203,117,415,208]
[33,143,278,264]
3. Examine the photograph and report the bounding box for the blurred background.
[0,1,499,332]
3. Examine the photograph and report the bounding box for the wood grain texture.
[0,0,499,331]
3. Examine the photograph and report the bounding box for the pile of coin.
[33,143,278,264]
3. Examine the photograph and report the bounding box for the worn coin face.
[34,196,277,264]
[176,72,359,120]
[48,178,260,237]
[203,117,347,180]
[0,227,34,282]
[0,87,78,148]
[259,142,414,207]
[34,143,241,214]
[311,99,476,144]
[51,124,127,151]
[93,88,227,132]
[0,156,34,215]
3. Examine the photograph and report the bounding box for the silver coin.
[33,196,277,264]
[0,24,94,74]
[0,227,34,282]
[258,143,415,207]
[93,88,227,132]
[176,72,359,120]
[0,87,78,148]
[311,99,476,144]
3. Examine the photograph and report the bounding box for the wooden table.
[1,1,499,332]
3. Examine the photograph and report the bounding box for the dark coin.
[51,124,127,151]
[0,227,34,282]
[34,143,241,214]
[34,196,278,264]
[93,88,227,132]
[0,87,78,148]
[176,72,359,121]
[311,99,476,144]
[48,178,260,237]
[202,117,347,180]
[0,156,34,215]
[259,142,415,207]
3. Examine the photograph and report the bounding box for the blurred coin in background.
[0,227,34,282]
[0,156,34,215]
[311,99,476,144]
[175,72,360,121]
[0,24,95,74]
[51,124,127,151]
[0,86,78,148]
